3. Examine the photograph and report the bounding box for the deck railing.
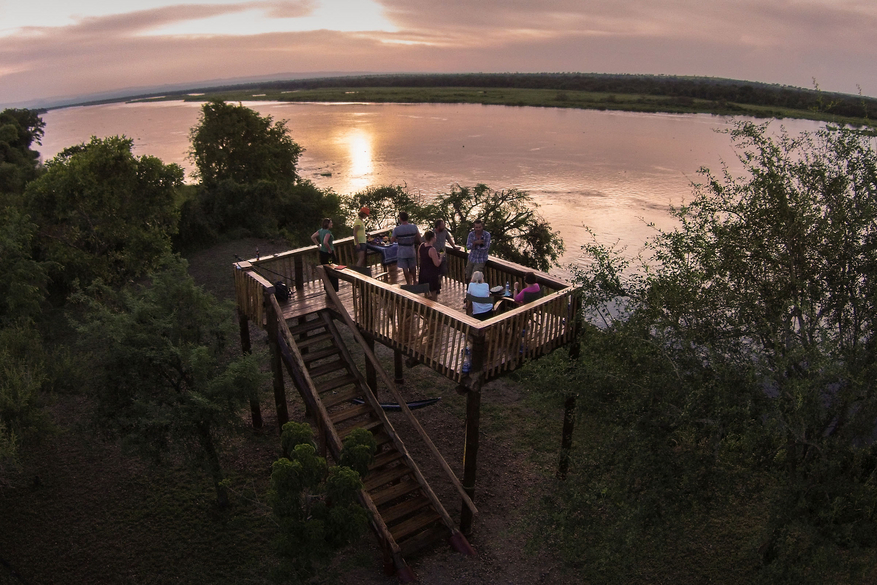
[235,237,579,384]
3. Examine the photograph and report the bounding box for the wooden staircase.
[278,308,475,580]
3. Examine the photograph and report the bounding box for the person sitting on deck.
[467,271,493,321]
[514,271,541,304]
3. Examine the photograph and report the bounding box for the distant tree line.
[169,73,877,122]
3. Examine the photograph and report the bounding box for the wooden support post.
[557,316,582,480]
[264,289,289,430]
[365,335,379,401]
[557,393,576,480]
[237,307,263,429]
[394,348,404,386]
[297,316,312,418]
[294,255,304,291]
[460,334,486,535]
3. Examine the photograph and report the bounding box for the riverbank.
[73,72,876,128]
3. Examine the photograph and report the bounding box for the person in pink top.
[514,272,541,304]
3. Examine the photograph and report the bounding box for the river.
[39,101,826,277]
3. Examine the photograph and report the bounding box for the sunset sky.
[1,0,875,108]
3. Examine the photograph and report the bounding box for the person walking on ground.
[465,218,491,281]
[392,211,421,285]
[311,217,339,291]
[434,219,456,276]
[353,206,369,267]
[418,230,443,300]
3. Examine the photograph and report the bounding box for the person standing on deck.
[392,211,420,286]
[465,218,491,281]
[418,230,443,300]
[434,219,456,277]
[354,206,370,267]
[311,217,338,291]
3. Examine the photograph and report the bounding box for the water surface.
[40,101,825,277]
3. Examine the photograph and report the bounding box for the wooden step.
[363,464,411,491]
[338,418,382,439]
[370,479,421,507]
[373,431,393,447]
[296,332,333,349]
[322,386,365,409]
[315,374,357,394]
[369,449,404,470]
[379,496,431,524]
[399,524,450,558]
[302,346,341,364]
[389,510,442,542]
[307,359,347,378]
[287,319,327,336]
[329,402,373,425]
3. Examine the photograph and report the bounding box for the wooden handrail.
[268,293,402,556]
[318,266,479,519]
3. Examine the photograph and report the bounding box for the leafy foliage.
[522,121,877,583]
[74,258,267,506]
[25,136,183,291]
[179,101,339,249]
[0,325,53,475]
[269,422,373,581]
[0,207,51,325]
[343,183,565,270]
[0,108,44,198]
[419,184,564,271]
[188,100,303,188]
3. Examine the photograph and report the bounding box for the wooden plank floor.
[279,266,474,322]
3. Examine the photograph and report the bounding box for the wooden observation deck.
[233,229,580,581]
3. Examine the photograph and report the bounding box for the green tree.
[180,101,339,249]
[523,121,877,583]
[269,422,373,581]
[344,183,565,271]
[75,258,267,506]
[421,184,564,271]
[0,108,44,199]
[188,100,303,188]
[0,325,52,476]
[0,207,51,324]
[25,136,183,291]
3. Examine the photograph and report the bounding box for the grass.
[131,86,877,127]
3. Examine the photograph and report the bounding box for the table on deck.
[366,242,398,264]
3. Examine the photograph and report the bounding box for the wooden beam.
[264,288,289,430]
[237,307,263,429]
[460,333,487,535]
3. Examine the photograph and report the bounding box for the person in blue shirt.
[391,211,421,285]
[465,218,491,281]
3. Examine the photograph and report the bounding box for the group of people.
[310,211,540,309]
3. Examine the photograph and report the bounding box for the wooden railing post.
[237,306,263,429]
[460,333,487,535]
[364,335,379,400]
[293,254,304,291]
[264,288,289,430]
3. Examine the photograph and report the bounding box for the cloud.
[1,0,876,106]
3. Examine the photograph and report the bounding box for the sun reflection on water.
[341,128,374,193]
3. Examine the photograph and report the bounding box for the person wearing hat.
[354,206,370,266]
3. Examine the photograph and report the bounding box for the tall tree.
[419,184,564,271]
[522,121,877,582]
[75,258,267,507]
[25,136,183,290]
[0,108,44,199]
[188,100,303,188]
